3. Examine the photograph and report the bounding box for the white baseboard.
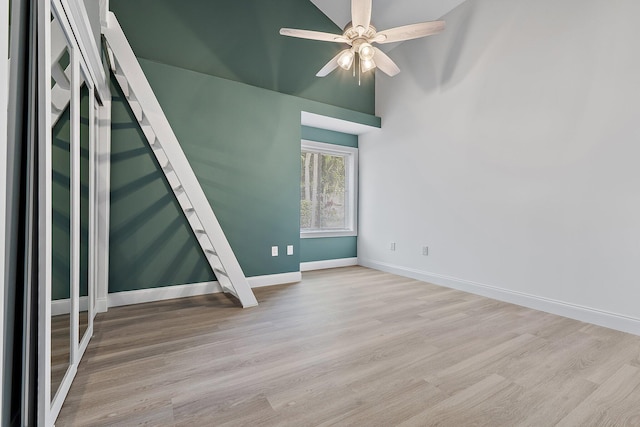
[51,296,90,316]
[301,257,358,272]
[107,271,302,308]
[359,258,640,336]
[96,297,108,313]
[247,271,301,288]
[108,281,223,308]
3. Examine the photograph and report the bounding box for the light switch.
[287,245,294,255]
[271,246,278,256]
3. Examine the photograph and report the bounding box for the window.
[300,140,358,237]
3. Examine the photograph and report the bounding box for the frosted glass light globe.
[358,43,375,61]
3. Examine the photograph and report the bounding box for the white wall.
[359,0,640,331]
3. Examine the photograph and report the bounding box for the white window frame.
[300,140,358,239]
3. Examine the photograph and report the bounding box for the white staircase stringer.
[51,82,71,126]
[102,12,258,308]
[51,15,71,126]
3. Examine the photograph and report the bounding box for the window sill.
[301,230,357,239]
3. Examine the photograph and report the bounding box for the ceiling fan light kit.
[338,49,355,70]
[358,42,375,61]
[279,0,445,79]
[360,58,376,73]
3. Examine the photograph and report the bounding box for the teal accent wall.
[107,1,377,292]
[301,126,358,148]
[109,60,375,290]
[109,75,215,292]
[299,126,358,263]
[300,237,357,263]
[110,0,375,114]
[52,108,71,300]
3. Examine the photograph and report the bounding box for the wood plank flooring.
[56,266,640,426]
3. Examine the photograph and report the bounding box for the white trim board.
[358,258,640,337]
[95,297,108,313]
[51,296,90,316]
[63,0,109,100]
[107,271,302,308]
[301,111,379,135]
[248,271,301,288]
[108,281,222,308]
[301,257,358,272]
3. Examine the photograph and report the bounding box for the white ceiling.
[310,0,467,33]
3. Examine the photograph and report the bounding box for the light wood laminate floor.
[57,267,640,426]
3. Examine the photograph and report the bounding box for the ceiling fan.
[280,0,445,78]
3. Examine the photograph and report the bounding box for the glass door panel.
[78,76,90,343]
[50,12,72,400]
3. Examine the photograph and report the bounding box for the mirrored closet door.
[49,10,73,405]
[78,65,94,353]
[42,3,99,425]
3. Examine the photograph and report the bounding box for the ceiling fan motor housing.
[343,22,377,41]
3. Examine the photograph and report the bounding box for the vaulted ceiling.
[310,0,467,35]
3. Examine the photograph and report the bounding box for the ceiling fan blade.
[375,21,445,44]
[351,0,372,33]
[373,48,401,76]
[280,28,349,43]
[316,51,344,77]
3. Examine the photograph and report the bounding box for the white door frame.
[37,0,53,422]
[95,98,110,314]
[77,62,95,359]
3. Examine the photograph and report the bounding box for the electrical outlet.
[271,246,278,256]
[390,242,396,251]
[287,245,294,255]
[422,246,429,256]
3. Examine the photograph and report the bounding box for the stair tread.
[213,267,228,277]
